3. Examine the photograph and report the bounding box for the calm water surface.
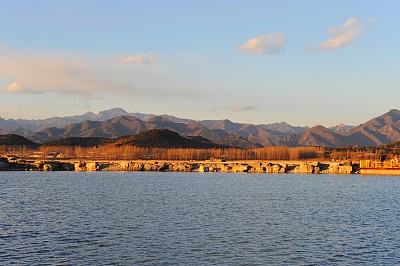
[1,172,399,265]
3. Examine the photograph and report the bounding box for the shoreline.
[1,157,357,174]
[2,156,400,175]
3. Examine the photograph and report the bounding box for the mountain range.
[1,108,400,148]
[0,108,194,132]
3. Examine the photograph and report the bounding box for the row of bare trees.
[3,144,399,161]
[34,145,321,160]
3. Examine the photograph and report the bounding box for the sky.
[0,0,399,127]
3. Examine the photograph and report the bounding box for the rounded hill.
[0,134,39,147]
[112,129,228,148]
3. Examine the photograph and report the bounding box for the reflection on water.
[1,172,399,264]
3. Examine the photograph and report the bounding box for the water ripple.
[1,172,399,265]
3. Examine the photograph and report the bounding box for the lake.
[1,172,399,265]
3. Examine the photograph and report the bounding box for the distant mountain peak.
[389,109,400,114]
[274,121,290,126]
[208,119,242,132]
[100,107,128,113]
[96,108,128,119]
[311,125,328,130]
[260,121,307,134]
[329,123,355,134]
[217,119,235,125]
[83,111,96,116]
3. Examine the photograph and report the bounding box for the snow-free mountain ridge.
[1,108,400,148]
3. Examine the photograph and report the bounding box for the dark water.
[1,172,399,265]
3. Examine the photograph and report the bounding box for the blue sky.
[0,0,399,126]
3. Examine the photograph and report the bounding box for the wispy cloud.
[0,48,197,99]
[230,104,259,112]
[211,104,259,112]
[239,33,286,54]
[316,18,364,51]
[120,53,158,64]
[0,51,130,97]
[2,82,21,93]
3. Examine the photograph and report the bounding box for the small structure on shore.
[359,159,400,175]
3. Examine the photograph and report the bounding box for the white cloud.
[318,18,364,50]
[239,33,286,54]
[120,54,157,64]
